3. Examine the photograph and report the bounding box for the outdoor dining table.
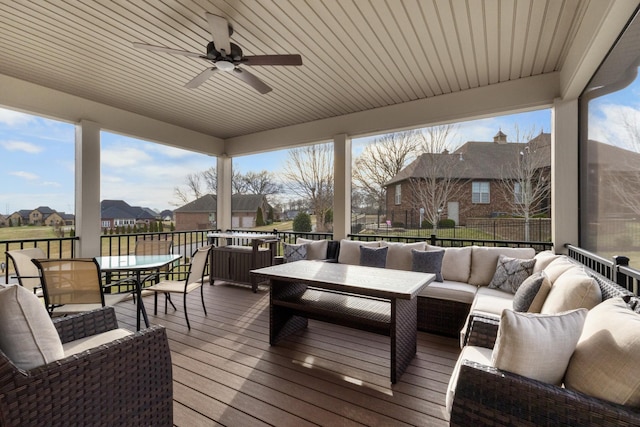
[96,254,182,331]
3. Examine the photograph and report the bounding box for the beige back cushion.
[296,238,329,260]
[379,241,426,271]
[338,239,380,265]
[532,250,561,274]
[468,247,536,287]
[540,266,602,314]
[429,246,472,283]
[543,256,576,283]
[565,297,640,406]
[0,285,64,370]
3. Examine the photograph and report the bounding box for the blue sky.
[0,106,550,215]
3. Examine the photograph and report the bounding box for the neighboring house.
[6,207,75,226]
[174,194,272,231]
[100,200,157,229]
[8,210,31,226]
[0,214,6,227]
[385,131,552,227]
[159,210,174,221]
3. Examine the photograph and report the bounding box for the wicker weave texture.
[417,296,470,337]
[0,307,173,427]
[451,360,640,427]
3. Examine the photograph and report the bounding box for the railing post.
[613,255,631,288]
[430,234,436,246]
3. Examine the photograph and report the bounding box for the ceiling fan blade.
[185,68,219,89]
[243,54,303,66]
[205,13,231,57]
[232,68,272,94]
[132,42,202,58]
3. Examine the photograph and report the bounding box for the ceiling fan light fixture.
[216,60,235,72]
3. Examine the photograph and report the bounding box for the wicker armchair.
[0,307,173,426]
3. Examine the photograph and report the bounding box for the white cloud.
[1,140,43,153]
[42,181,61,187]
[0,108,34,126]
[101,146,152,168]
[9,171,39,180]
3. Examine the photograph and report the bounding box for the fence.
[352,217,551,242]
[2,236,79,283]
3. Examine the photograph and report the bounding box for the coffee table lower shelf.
[270,283,418,383]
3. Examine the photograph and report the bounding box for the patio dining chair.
[6,247,46,297]
[135,238,176,283]
[32,258,130,316]
[145,245,212,329]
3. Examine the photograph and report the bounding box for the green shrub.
[421,220,433,229]
[293,212,312,232]
[255,207,265,226]
[439,218,456,228]
[391,221,404,228]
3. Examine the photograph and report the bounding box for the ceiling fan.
[133,13,302,94]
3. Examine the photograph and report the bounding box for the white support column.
[552,98,579,253]
[217,155,232,232]
[333,134,351,240]
[75,120,101,257]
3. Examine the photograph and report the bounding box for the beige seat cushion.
[63,328,133,357]
[0,284,64,370]
[337,239,380,265]
[429,246,472,283]
[446,345,493,415]
[471,287,515,316]
[492,308,587,385]
[468,246,535,287]
[540,267,601,314]
[565,297,640,406]
[418,280,477,304]
[379,241,426,271]
[532,250,561,274]
[296,238,329,260]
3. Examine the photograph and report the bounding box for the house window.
[472,182,490,204]
[394,184,402,205]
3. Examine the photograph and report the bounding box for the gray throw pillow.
[359,245,388,268]
[488,255,536,293]
[411,249,444,282]
[513,271,548,312]
[283,242,307,263]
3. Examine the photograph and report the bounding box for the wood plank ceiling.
[0,0,586,141]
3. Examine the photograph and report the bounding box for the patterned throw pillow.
[359,245,388,268]
[488,255,536,293]
[283,242,307,263]
[411,249,444,282]
[512,271,550,312]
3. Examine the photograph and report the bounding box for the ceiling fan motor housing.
[206,41,243,61]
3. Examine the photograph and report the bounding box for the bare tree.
[239,170,282,196]
[497,126,550,240]
[231,169,249,194]
[172,167,217,206]
[353,130,421,219]
[409,124,467,233]
[607,110,640,216]
[282,144,334,231]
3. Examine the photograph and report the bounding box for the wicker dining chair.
[145,245,212,329]
[32,258,130,316]
[6,247,46,296]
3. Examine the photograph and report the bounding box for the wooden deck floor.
[113,282,460,426]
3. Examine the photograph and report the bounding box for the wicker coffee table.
[252,260,434,383]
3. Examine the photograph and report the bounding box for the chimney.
[493,130,507,144]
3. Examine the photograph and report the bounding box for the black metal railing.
[100,229,216,258]
[566,244,639,295]
[2,236,79,284]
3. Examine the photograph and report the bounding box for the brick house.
[174,194,272,231]
[385,132,551,227]
[6,207,74,226]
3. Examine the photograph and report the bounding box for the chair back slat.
[6,248,46,292]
